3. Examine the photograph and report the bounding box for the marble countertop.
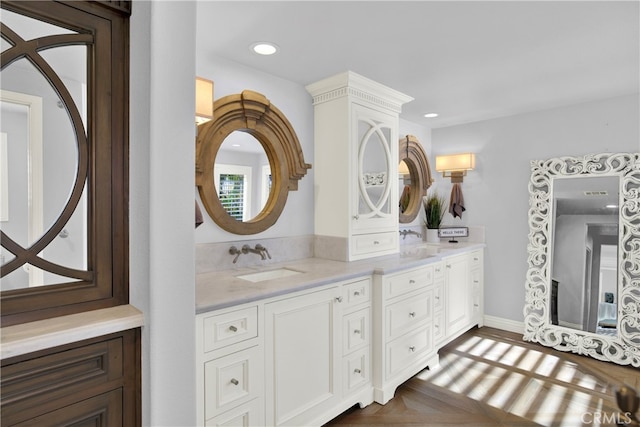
[1,304,144,360]
[196,242,485,314]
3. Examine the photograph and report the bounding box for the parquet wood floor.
[325,327,640,427]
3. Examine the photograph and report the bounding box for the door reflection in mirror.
[551,176,619,336]
[214,131,271,222]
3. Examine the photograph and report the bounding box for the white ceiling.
[196,1,639,128]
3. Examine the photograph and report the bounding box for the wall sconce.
[195,77,214,125]
[435,153,475,183]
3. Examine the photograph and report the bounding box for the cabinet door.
[445,254,471,337]
[265,287,341,426]
[352,104,398,233]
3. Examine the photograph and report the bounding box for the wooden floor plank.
[325,327,640,427]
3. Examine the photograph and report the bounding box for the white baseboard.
[482,315,524,334]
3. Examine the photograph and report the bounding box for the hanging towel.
[449,183,466,218]
[399,185,411,213]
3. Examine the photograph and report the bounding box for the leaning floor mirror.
[524,152,640,367]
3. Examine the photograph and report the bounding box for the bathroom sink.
[236,268,303,283]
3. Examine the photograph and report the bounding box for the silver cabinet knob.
[435,296,440,300]
[335,296,343,303]
[230,378,239,385]
[409,311,416,317]
[354,329,361,334]
[228,325,238,332]
[373,240,380,245]
[446,264,451,269]
[409,346,416,352]
[354,291,360,296]
[409,279,415,284]
[353,215,360,220]
[354,368,361,374]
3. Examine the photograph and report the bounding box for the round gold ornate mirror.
[399,135,433,223]
[196,90,311,235]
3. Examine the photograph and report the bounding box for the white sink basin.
[236,268,303,283]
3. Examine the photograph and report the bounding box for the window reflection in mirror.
[1,8,88,290]
[551,176,619,336]
[214,131,271,222]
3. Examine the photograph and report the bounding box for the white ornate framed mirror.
[524,152,640,367]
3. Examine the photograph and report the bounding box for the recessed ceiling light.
[424,113,439,118]
[251,42,278,55]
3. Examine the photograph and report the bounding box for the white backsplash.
[196,235,315,274]
[197,227,485,273]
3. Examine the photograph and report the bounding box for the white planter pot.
[426,228,440,243]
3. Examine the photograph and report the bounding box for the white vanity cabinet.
[372,264,438,404]
[264,277,373,426]
[197,276,374,427]
[306,71,413,261]
[196,305,265,427]
[444,250,485,341]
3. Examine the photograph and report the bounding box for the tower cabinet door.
[352,104,398,233]
[445,254,471,337]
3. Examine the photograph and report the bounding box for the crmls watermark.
[581,411,634,425]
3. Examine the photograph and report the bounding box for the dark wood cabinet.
[1,329,140,426]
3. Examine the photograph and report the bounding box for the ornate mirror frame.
[399,135,433,223]
[524,152,640,367]
[196,90,311,235]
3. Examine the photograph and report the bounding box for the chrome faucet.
[255,244,271,260]
[242,244,271,260]
[229,246,242,263]
[399,229,422,240]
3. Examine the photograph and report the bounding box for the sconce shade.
[195,77,214,124]
[435,153,475,183]
[435,153,475,173]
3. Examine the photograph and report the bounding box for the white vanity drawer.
[433,281,444,312]
[203,306,259,352]
[433,310,445,344]
[344,348,370,393]
[433,262,445,280]
[206,398,263,427]
[384,265,433,300]
[470,250,483,270]
[205,346,262,419]
[343,308,370,355]
[385,290,432,339]
[352,231,397,256]
[342,278,371,308]
[386,325,432,378]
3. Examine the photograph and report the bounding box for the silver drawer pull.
[354,290,361,296]
[354,329,361,334]
[373,240,380,245]
[435,267,441,272]
[474,304,479,307]
[446,264,451,269]
[409,346,416,352]
[409,279,415,284]
[335,296,343,303]
[230,378,239,386]
[474,257,479,261]
[354,368,362,374]
[474,280,480,284]
[435,296,440,300]
[228,325,238,332]
[409,311,416,317]
[353,215,360,220]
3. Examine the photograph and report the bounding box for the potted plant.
[423,193,446,243]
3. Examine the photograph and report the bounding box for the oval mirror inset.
[214,131,272,223]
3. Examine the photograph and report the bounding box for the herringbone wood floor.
[325,327,640,427]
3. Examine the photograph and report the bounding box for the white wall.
[130,2,197,426]
[431,93,639,323]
